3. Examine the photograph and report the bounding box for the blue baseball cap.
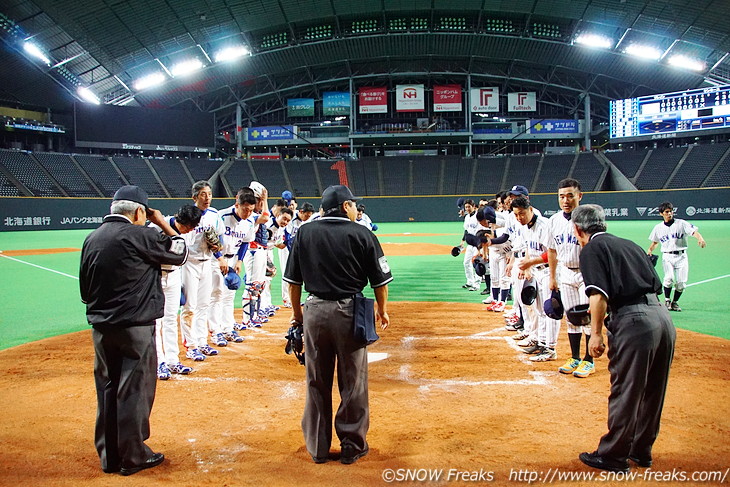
[224,270,242,290]
[476,206,496,223]
[508,185,529,196]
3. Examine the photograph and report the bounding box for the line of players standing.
[458,180,706,379]
[152,180,319,380]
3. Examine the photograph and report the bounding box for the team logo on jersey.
[379,256,390,274]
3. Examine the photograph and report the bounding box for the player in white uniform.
[152,205,202,380]
[647,201,706,312]
[482,195,512,311]
[210,191,258,345]
[261,207,293,312]
[355,204,378,231]
[280,203,314,307]
[241,183,271,326]
[461,200,481,291]
[547,179,594,378]
[511,196,559,362]
[180,181,228,361]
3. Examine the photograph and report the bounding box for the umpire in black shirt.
[284,184,393,465]
[572,204,675,473]
[80,185,188,476]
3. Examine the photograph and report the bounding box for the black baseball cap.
[321,185,361,211]
[508,185,529,196]
[113,185,149,208]
[476,206,497,223]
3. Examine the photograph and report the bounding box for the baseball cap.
[476,206,496,223]
[321,185,361,211]
[113,185,148,208]
[224,270,242,290]
[508,185,529,196]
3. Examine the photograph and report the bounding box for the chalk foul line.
[0,253,79,280]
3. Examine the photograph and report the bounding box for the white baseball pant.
[180,258,213,349]
[534,266,560,349]
[661,252,689,291]
[463,245,480,288]
[558,264,591,336]
[155,268,182,365]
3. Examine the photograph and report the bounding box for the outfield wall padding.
[1,188,729,231]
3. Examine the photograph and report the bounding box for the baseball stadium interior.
[1,1,730,201]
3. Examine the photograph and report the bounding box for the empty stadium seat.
[0,149,63,196]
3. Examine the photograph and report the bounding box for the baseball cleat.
[482,296,494,305]
[512,332,529,341]
[480,288,490,295]
[249,318,264,328]
[558,358,581,374]
[664,298,671,309]
[185,348,205,361]
[233,322,248,331]
[530,348,557,362]
[461,284,470,289]
[516,337,534,347]
[169,362,193,375]
[670,302,682,312]
[157,363,171,380]
[225,330,245,343]
[212,333,228,347]
[522,344,543,354]
[573,360,596,378]
[485,301,496,310]
[467,286,480,291]
[199,345,219,356]
[492,301,506,312]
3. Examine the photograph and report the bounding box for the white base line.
[686,274,730,287]
[0,253,79,280]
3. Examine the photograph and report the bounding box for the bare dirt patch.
[0,302,727,486]
[381,243,453,256]
[0,248,80,256]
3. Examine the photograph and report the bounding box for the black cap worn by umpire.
[321,184,361,211]
[113,185,149,208]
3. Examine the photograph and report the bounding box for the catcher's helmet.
[566,304,591,327]
[648,254,659,267]
[224,270,242,290]
[543,289,564,320]
[285,323,305,365]
[473,257,487,277]
[521,278,538,305]
[451,246,462,257]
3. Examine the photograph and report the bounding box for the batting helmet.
[473,257,487,277]
[648,254,659,267]
[224,270,242,290]
[521,278,538,305]
[451,246,462,257]
[543,289,564,320]
[566,304,591,327]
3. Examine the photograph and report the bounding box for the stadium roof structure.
[1,0,729,131]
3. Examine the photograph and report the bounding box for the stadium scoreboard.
[610,84,730,142]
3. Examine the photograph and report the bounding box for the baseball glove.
[648,254,659,267]
[203,226,222,252]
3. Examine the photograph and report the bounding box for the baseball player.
[210,191,258,343]
[152,205,202,380]
[355,204,378,231]
[280,202,314,307]
[511,195,559,362]
[647,201,706,311]
[241,182,271,327]
[260,207,294,313]
[547,179,593,377]
[460,199,481,291]
[179,181,227,361]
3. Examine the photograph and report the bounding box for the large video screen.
[75,103,214,152]
[610,84,730,142]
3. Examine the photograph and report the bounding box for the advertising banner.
[246,126,296,141]
[528,119,579,134]
[359,87,387,114]
[434,84,462,112]
[396,84,425,112]
[508,92,537,111]
[287,98,314,117]
[323,91,350,116]
[470,87,499,112]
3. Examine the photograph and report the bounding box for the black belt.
[311,293,354,301]
[664,250,685,255]
[224,254,235,258]
[513,251,526,258]
[161,268,177,273]
[533,264,548,271]
[609,293,658,313]
[567,266,580,271]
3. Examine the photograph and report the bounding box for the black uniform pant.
[598,298,676,461]
[92,323,157,472]
[302,296,369,459]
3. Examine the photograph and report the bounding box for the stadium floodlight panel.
[575,33,612,49]
[170,58,204,76]
[77,86,100,104]
[213,45,250,63]
[624,43,662,60]
[23,41,51,65]
[133,72,166,91]
[667,54,705,71]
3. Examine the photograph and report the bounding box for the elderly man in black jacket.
[80,185,188,476]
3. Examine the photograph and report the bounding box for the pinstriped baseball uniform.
[489,211,513,290]
[548,211,590,335]
[648,219,697,292]
[463,211,481,288]
[519,213,560,349]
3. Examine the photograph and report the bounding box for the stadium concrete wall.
[1,188,729,231]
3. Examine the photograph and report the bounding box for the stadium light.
[170,58,204,77]
[624,44,662,60]
[667,54,705,71]
[213,45,250,63]
[77,86,100,104]
[575,33,612,49]
[23,41,50,65]
[133,72,166,91]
